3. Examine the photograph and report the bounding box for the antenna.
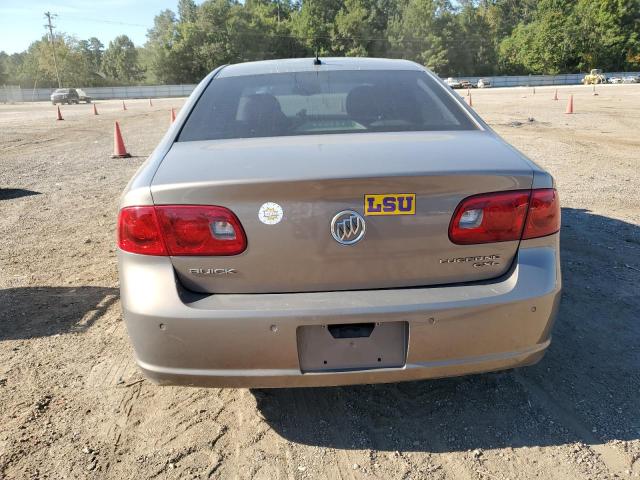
[313,46,321,65]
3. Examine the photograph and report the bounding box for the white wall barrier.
[6,71,639,102]
[20,84,198,102]
[455,72,639,88]
[1,85,24,103]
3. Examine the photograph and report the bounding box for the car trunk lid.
[150,131,533,293]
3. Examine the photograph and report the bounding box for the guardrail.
[3,71,639,103]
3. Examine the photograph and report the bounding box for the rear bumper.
[118,238,561,388]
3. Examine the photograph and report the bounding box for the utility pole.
[44,11,62,88]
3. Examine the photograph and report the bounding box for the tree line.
[1,0,639,88]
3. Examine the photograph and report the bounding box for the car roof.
[216,57,424,78]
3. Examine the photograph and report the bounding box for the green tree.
[0,52,7,84]
[447,0,497,75]
[242,0,300,60]
[178,0,199,22]
[145,9,179,83]
[483,0,539,39]
[573,0,640,71]
[333,0,395,56]
[290,0,344,55]
[87,37,105,71]
[498,0,576,74]
[387,0,455,73]
[103,35,145,82]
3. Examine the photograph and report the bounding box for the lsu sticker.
[364,194,416,216]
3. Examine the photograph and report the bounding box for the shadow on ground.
[254,208,640,452]
[0,188,41,201]
[0,286,119,340]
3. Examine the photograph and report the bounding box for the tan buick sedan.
[117,58,561,388]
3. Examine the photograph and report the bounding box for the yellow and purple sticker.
[364,193,416,216]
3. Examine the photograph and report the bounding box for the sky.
[0,0,182,54]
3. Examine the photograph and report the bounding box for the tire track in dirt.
[142,390,232,478]
[513,371,633,478]
[314,390,356,480]
[256,389,306,480]
[384,384,472,480]
[110,382,143,457]
[280,442,297,480]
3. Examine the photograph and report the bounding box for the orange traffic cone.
[93,104,98,115]
[149,98,153,107]
[468,93,473,107]
[553,89,558,101]
[565,94,574,114]
[122,100,127,111]
[56,105,64,121]
[466,87,470,97]
[170,108,176,123]
[112,121,131,158]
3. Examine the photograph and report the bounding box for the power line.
[45,12,440,51]
[44,11,62,88]
[61,15,148,28]
[51,12,436,48]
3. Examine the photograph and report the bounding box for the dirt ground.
[1,84,639,480]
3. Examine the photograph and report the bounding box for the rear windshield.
[54,89,70,93]
[178,70,476,142]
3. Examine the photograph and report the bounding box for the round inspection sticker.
[258,202,283,225]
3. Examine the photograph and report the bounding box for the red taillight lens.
[117,206,167,255]
[449,189,560,245]
[155,205,247,256]
[117,205,247,256]
[449,190,531,244]
[522,188,560,239]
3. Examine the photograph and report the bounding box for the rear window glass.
[178,70,476,142]
[55,89,70,93]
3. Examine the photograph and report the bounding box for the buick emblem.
[331,210,366,245]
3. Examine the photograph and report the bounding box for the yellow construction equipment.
[583,69,607,85]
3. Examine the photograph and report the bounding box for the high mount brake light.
[449,189,559,245]
[118,205,247,256]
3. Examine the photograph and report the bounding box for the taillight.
[155,205,246,255]
[118,205,247,256]
[449,188,559,245]
[522,188,560,239]
[117,206,167,255]
[449,191,530,244]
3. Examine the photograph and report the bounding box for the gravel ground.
[0,85,639,480]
